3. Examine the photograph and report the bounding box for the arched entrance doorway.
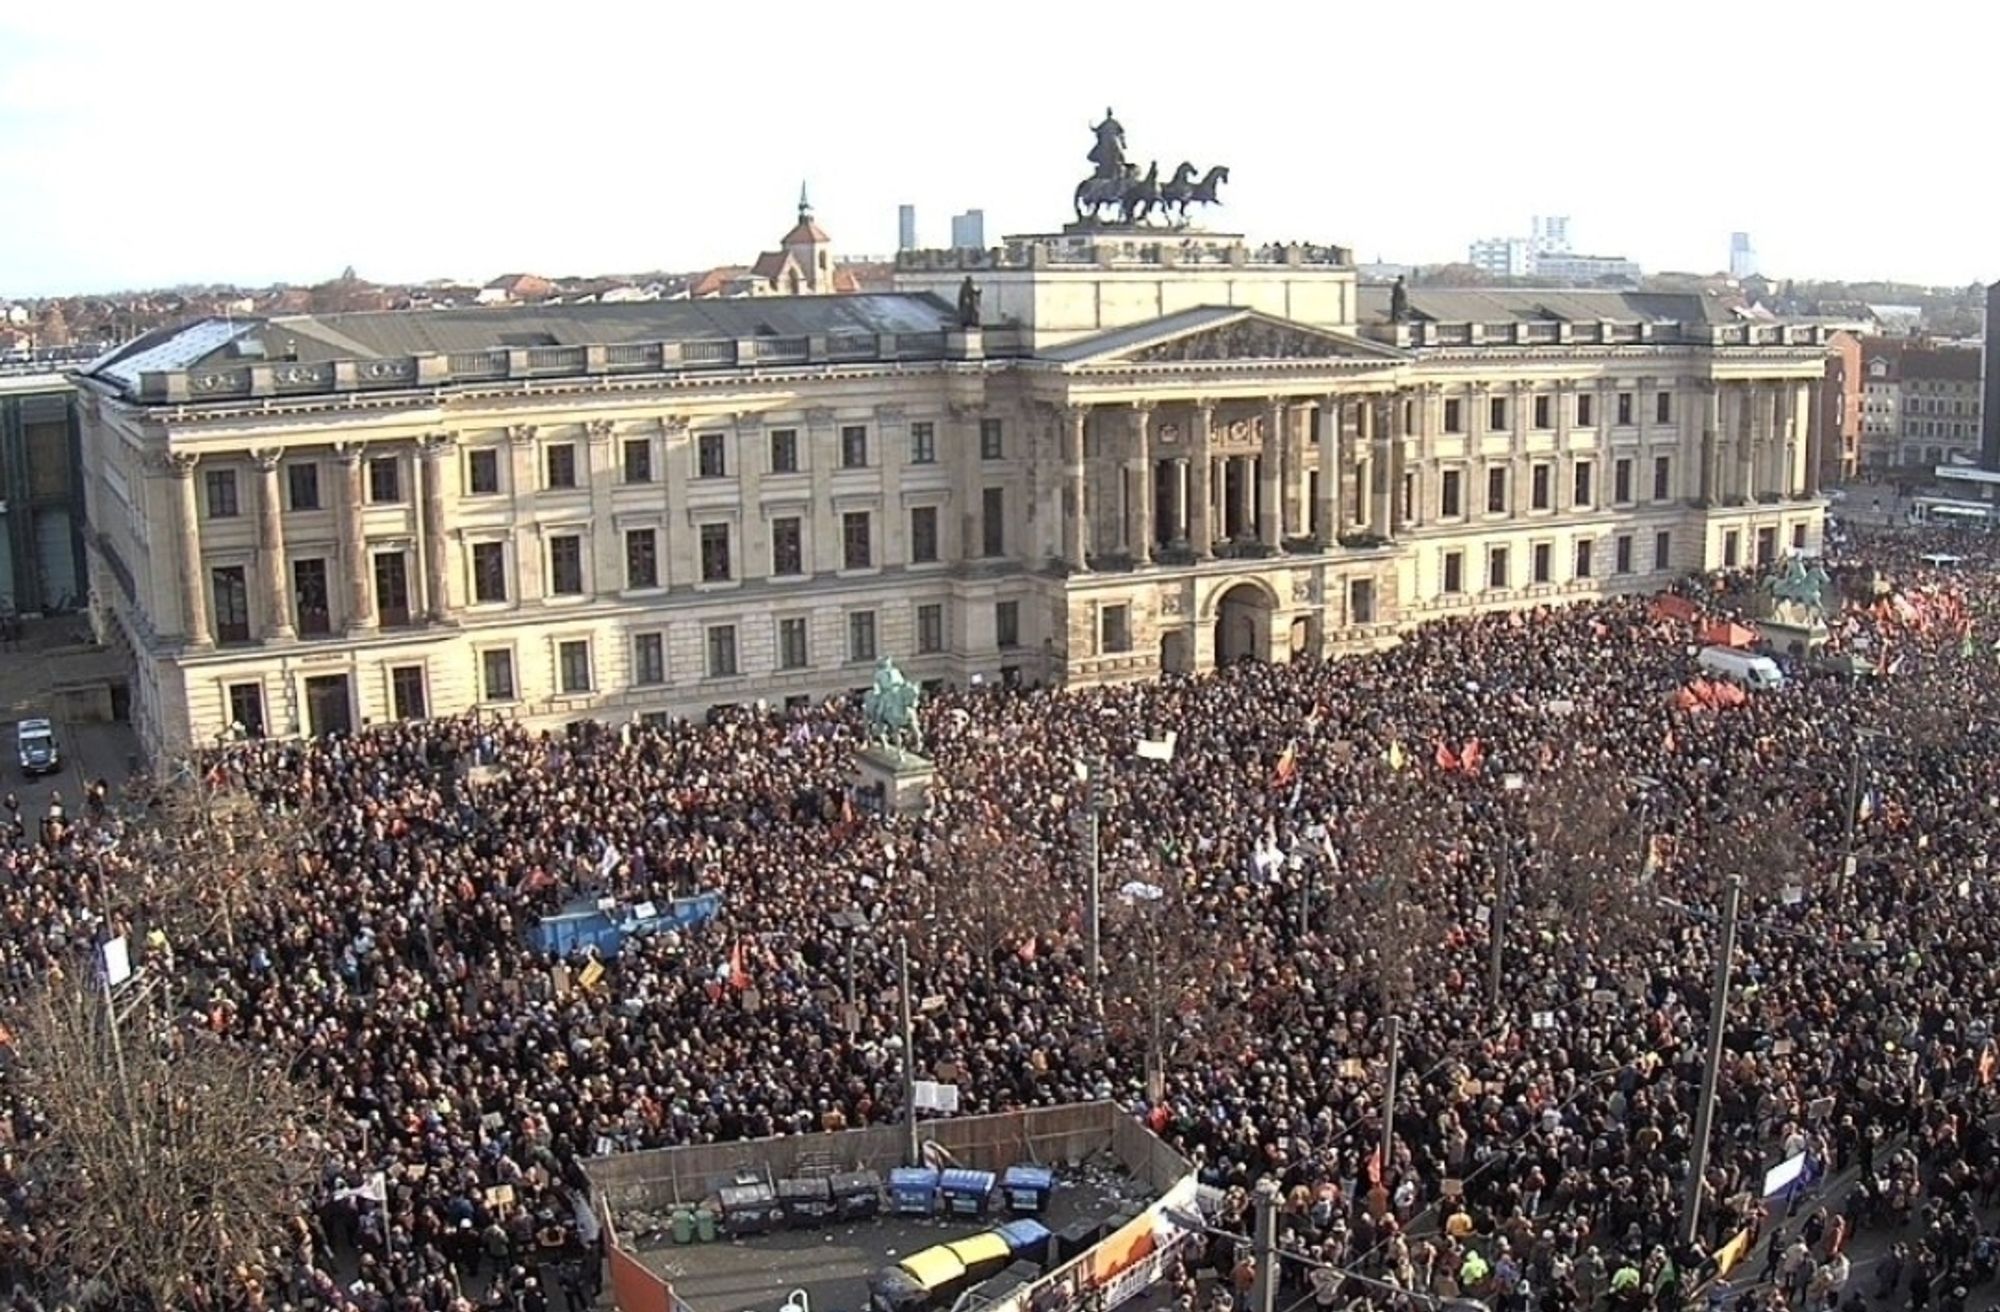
[1213,581,1275,665]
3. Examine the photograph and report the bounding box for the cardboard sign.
[577,960,605,992]
[486,1184,516,1207]
[1339,1058,1367,1079]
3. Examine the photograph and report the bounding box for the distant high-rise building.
[950,209,986,251]
[1729,232,1758,280]
[1468,237,1532,278]
[1530,215,1571,255]
[897,204,918,252]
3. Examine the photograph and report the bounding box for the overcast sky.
[1,1,1993,298]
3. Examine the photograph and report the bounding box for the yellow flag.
[1387,741,1408,772]
[1712,1227,1752,1277]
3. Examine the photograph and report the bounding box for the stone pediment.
[1045,307,1406,367]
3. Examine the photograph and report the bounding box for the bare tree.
[911,818,1069,965]
[1099,860,1241,1102]
[10,974,322,1309]
[120,766,309,953]
[1329,779,1455,1012]
[1521,763,1663,952]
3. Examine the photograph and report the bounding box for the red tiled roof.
[781,219,831,246]
[687,266,748,298]
[750,251,791,281]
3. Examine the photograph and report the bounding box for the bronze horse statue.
[1074,161,1160,225]
[1156,164,1233,224]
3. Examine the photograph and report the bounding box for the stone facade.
[73,230,1831,758]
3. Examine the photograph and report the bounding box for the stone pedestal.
[854,744,936,817]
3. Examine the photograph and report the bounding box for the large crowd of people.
[2,517,1999,1312]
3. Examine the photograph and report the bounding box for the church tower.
[779,182,835,294]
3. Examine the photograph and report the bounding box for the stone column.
[1190,404,1214,558]
[1228,455,1251,541]
[1063,406,1089,572]
[1259,401,1284,547]
[1699,383,1720,505]
[1736,384,1758,502]
[1282,401,1306,535]
[334,443,377,634]
[1808,384,1824,502]
[251,449,295,641]
[418,432,456,621]
[1387,396,1408,536]
[1317,395,1342,544]
[168,453,211,647]
[1130,404,1155,563]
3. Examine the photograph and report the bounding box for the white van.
[1697,646,1785,690]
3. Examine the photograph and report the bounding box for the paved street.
[0,615,138,820]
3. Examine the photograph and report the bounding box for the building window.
[1572,461,1593,508]
[1488,396,1507,432]
[1723,530,1740,568]
[1614,458,1633,505]
[205,469,240,519]
[1756,526,1778,567]
[622,438,654,484]
[1617,392,1634,427]
[1574,539,1594,579]
[1100,603,1131,654]
[1442,550,1464,594]
[699,523,732,582]
[842,511,872,570]
[545,443,578,490]
[1655,391,1672,424]
[374,551,411,626]
[226,682,266,738]
[212,565,250,643]
[1531,463,1552,511]
[292,558,331,636]
[1532,543,1553,584]
[771,517,804,577]
[769,428,800,474]
[777,617,810,670]
[1350,579,1375,624]
[1792,523,1807,550]
[1443,399,1463,434]
[287,463,320,511]
[1576,393,1594,428]
[557,639,592,694]
[1532,394,1551,430]
[696,432,728,478]
[848,611,878,663]
[980,418,1005,460]
[995,600,1021,649]
[917,602,945,654]
[480,648,516,701]
[624,528,659,590]
[1486,466,1507,514]
[467,449,501,495]
[1615,534,1634,575]
[1654,531,1672,571]
[390,665,427,719]
[705,625,738,678]
[630,632,666,686]
[1401,471,1416,525]
[909,422,936,465]
[909,506,939,564]
[840,425,869,469]
[981,487,1005,557]
[1439,469,1463,518]
[1488,547,1509,590]
[472,542,508,603]
[1653,455,1672,502]
[548,534,585,595]
[367,456,401,503]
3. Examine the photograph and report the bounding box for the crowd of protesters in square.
[0,515,1997,1312]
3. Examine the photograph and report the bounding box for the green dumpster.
[671,1210,694,1245]
[694,1207,718,1242]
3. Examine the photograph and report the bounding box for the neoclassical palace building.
[75,205,1834,754]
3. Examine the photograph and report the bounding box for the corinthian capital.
[417,431,457,459]
[250,448,284,472]
[507,424,538,446]
[585,419,616,443]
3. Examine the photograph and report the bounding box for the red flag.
[1272,742,1298,788]
[1459,739,1485,776]
[1366,1146,1383,1187]
[1434,741,1460,773]
[1017,937,1038,963]
[729,942,749,991]
[1980,1041,1996,1087]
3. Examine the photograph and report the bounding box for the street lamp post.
[1837,727,1880,903]
[1075,756,1105,1011]
[1488,772,1526,1014]
[1681,873,1744,1249]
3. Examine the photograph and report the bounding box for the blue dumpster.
[1001,1165,1055,1216]
[888,1166,940,1216]
[938,1168,996,1218]
[996,1218,1054,1265]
